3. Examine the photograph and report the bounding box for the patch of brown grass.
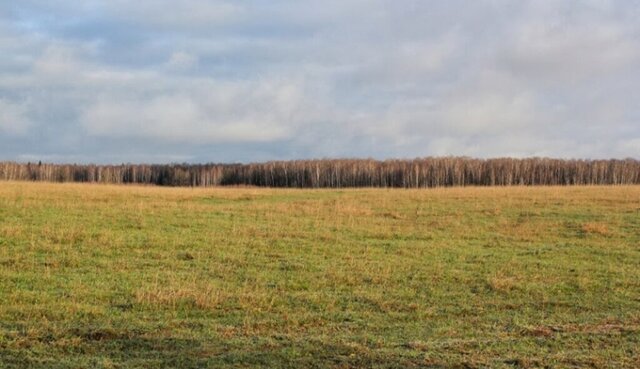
[581,222,610,236]
[136,281,226,310]
[487,273,519,293]
[522,319,640,337]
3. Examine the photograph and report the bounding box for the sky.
[0,0,639,164]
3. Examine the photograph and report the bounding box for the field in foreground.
[0,183,639,368]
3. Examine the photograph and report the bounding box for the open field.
[0,182,639,368]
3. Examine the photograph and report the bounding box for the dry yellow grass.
[581,222,610,236]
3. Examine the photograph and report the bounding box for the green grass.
[0,182,639,368]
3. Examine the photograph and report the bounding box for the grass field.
[0,182,639,368]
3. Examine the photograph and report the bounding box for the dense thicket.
[1,158,639,188]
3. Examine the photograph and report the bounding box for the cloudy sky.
[0,1,639,163]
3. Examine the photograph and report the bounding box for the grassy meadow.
[0,182,639,368]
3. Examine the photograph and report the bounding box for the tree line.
[1,158,639,188]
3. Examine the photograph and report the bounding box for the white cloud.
[503,4,640,85]
[0,0,639,162]
[80,78,311,144]
[0,99,31,135]
[81,96,293,144]
[439,92,537,134]
[166,51,198,70]
[103,0,242,28]
[618,138,640,154]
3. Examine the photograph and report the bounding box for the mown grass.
[0,182,639,368]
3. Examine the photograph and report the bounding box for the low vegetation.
[0,182,639,368]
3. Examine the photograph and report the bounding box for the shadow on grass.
[0,332,448,369]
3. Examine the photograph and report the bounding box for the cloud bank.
[0,0,639,163]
